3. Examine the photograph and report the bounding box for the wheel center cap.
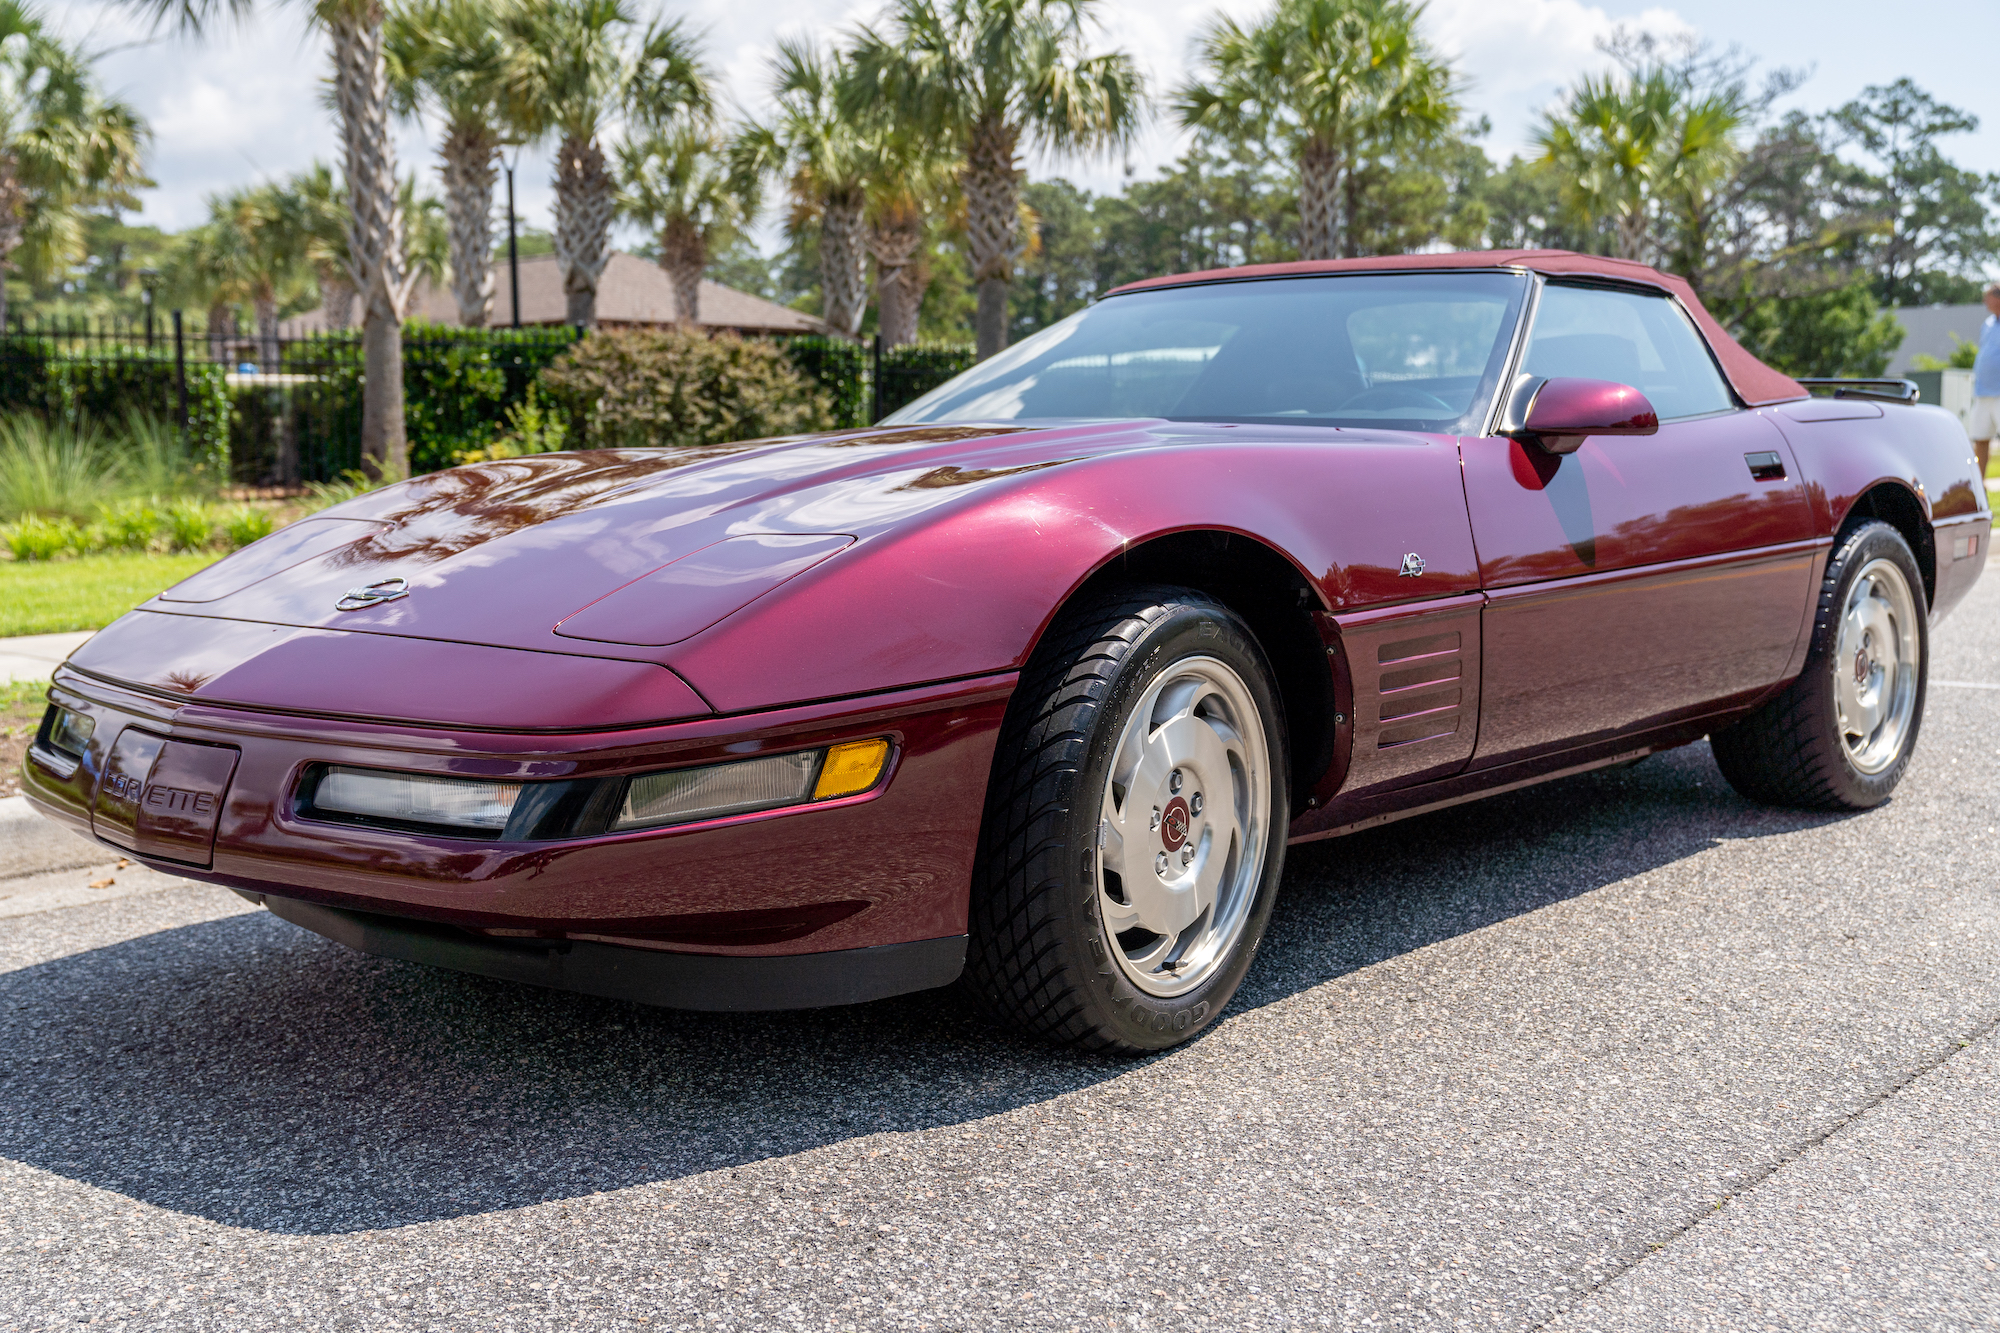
[1853,646,1870,685]
[1160,797,1191,852]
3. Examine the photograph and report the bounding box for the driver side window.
[1523,284,1734,421]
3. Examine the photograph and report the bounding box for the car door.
[1461,280,1819,770]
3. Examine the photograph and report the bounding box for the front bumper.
[23,665,1014,1007]
[253,892,967,1010]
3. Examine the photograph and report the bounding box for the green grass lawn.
[0,551,219,638]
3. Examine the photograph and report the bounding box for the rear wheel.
[962,586,1288,1053]
[1712,520,1928,809]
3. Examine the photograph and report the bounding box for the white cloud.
[1425,0,1694,159]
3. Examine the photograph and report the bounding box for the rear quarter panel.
[1766,400,1989,622]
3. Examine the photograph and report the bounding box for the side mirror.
[1502,376,1659,455]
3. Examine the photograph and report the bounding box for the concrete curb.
[0,793,103,881]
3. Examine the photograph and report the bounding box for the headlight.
[47,707,95,758]
[298,739,892,841]
[310,766,522,833]
[614,738,891,831]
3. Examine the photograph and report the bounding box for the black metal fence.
[0,315,978,485]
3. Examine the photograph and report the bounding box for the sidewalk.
[0,630,93,685]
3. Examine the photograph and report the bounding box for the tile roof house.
[283,251,823,336]
[1885,303,1987,376]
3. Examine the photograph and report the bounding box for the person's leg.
[1969,397,1997,487]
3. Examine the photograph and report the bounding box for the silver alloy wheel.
[1094,656,1271,998]
[1833,556,1922,775]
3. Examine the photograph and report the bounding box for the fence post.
[870,334,882,425]
[172,309,189,443]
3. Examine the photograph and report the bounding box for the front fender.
[664,432,1481,714]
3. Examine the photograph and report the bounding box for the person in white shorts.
[1968,281,2000,483]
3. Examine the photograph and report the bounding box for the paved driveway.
[3,576,1997,1331]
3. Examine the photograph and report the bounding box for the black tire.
[1711,520,1929,810]
[962,586,1289,1054]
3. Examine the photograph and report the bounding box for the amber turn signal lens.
[814,738,890,800]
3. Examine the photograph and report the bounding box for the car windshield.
[882,271,1531,432]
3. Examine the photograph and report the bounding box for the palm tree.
[285,164,447,327]
[499,0,710,326]
[1176,0,1457,263]
[618,123,757,327]
[129,0,416,481]
[864,128,954,347]
[1533,70,1679,262]
[290,161,355,327]
[386,0,512,326]
[847,0,1144,359]
[735,41,871,338]
[165,216,254,361]
[223,181,310,366]
[0,1,150,327]
[400,177,451,292]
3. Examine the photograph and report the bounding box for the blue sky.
[56,0,2000,265]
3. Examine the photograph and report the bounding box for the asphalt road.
[4,574,1998,1331]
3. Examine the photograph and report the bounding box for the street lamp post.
[506,155,521,330]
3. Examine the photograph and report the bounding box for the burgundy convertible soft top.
[1107,249,1809,408]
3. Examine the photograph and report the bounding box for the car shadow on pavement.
[0,742,1855,1235]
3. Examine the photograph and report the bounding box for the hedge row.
[0,326,978,484]
[0,341,232,473]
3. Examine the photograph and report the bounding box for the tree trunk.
[554,133,614,328]
[962,118,1022,360]
[207,302,232,364]
[868,203,925,348]
[254,287,279,369]
[1615,209,1648,263]
[1341,160,1363,259]
[330,6,410,482]
[441,116,499,327]
[659,219,705,328]
[1299,138,1340,262]
[0,153,23,329]
[819,189,868,338]
[361,306,404,481]
[317,263,356,330]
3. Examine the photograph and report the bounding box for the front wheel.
[962,586,1289,1053]
[1712,520,1928,809]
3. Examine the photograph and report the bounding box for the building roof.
[283,251,823,336]
[1885,304,1986,376]
[1107,249,1809,407]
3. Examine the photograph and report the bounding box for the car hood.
[131,420,1176,656]
[70,415,1481,721]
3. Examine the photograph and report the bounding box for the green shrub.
[4,514,84,561]
[1719,281,1904,379]
[277,323,584,478]
[450,384,568,465]
[540,328,834,449]
[222,506,277,548]
[116,409,222,499]
[783,336,868,428]
[34,354,232,475]
[877,343,979,419]
[0,414,115,522]
[301,469,386,513]
[1911,338,1980,372]
[0,410,218,525]
[92,498,165,552]
[163,499,216,552]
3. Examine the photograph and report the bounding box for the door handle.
[1745,451,1787,481]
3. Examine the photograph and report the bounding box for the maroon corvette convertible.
[22,251,1989,1052]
